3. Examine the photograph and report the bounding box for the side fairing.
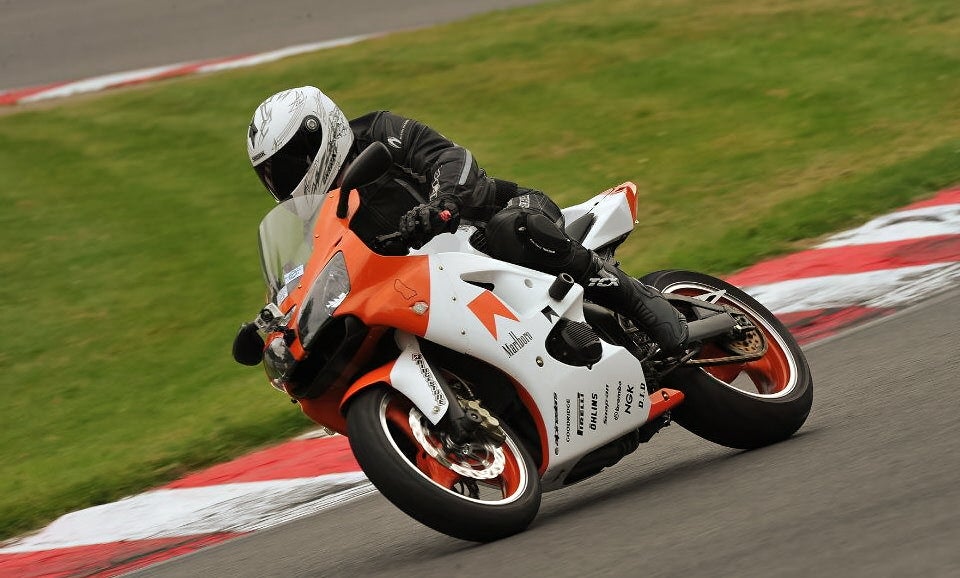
[420,241,651,490]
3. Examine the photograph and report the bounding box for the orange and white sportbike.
[235,143,813,542]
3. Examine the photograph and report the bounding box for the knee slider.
[485,207,524,259]
[485,205,587,272]
[524,213,570,254]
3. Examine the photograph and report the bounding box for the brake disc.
[724,324,767,357]
[408,408,506,480]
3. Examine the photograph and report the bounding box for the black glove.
[398,195,462,249]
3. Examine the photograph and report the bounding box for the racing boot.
[579,256,688,354]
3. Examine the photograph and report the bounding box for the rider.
[243,86,687,354]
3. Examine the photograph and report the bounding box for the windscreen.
[257,195,328,304]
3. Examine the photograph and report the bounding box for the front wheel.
[641,269,813,449]
[345,387,541,542]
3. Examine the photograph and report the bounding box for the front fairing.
[258,195,349,390]
[255,191,431,397]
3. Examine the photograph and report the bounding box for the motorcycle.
[233,142,813,542]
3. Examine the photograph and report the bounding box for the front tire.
[641,270,813,449]
[346,387,541,542]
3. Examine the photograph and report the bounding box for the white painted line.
[19,64,186,103]
[863,262,960,308]
[5,35,375,106]
[0,472,368,553]
[818,203,960,248]
[244,482,377,532]
[742,262,960,314]
[195,35,375,74]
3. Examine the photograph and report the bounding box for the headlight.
[297,251,350,347]
[264,334,297,391]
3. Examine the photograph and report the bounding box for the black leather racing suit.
[347,111,513,243]
[346,111,687,351]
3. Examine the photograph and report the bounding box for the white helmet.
[247,86,354,202]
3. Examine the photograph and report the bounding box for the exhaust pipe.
[685,312,738,343]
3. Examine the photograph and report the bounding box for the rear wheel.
[346,387,541,542]
[641,270,813,449]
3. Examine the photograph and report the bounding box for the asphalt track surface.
[134,288,960,577]
[0,0,548,90]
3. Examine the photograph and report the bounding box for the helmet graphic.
[247,86,354,202]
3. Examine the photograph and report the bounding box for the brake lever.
[376,232,404,244]
[374,231,410,254]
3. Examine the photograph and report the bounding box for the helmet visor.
[254,120,325,202]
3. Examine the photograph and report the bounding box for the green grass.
[1,0,959,539]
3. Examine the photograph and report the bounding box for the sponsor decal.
[553,393,560,455]
[587,277,619,287]
[411,353,447,414]
[610,381,642,420]
[467,291,518,339]
[613,382,623,421]
[565,397,572,442]
[251,151,266,162]
[576,393,585,436]
[623,383,643,414]
[590,392,599,431]
[603,383,610,425]
[283,264,305,285]
[276,285,289,305]
[501,330,533,357]
[393,279,418,300]
[624,383,635,415]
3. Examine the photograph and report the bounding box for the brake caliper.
[462,399,507,446]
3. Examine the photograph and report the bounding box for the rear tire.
[641,270,813,449]
[346,387,541,542]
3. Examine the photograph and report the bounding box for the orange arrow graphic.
[467,291,518,339]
